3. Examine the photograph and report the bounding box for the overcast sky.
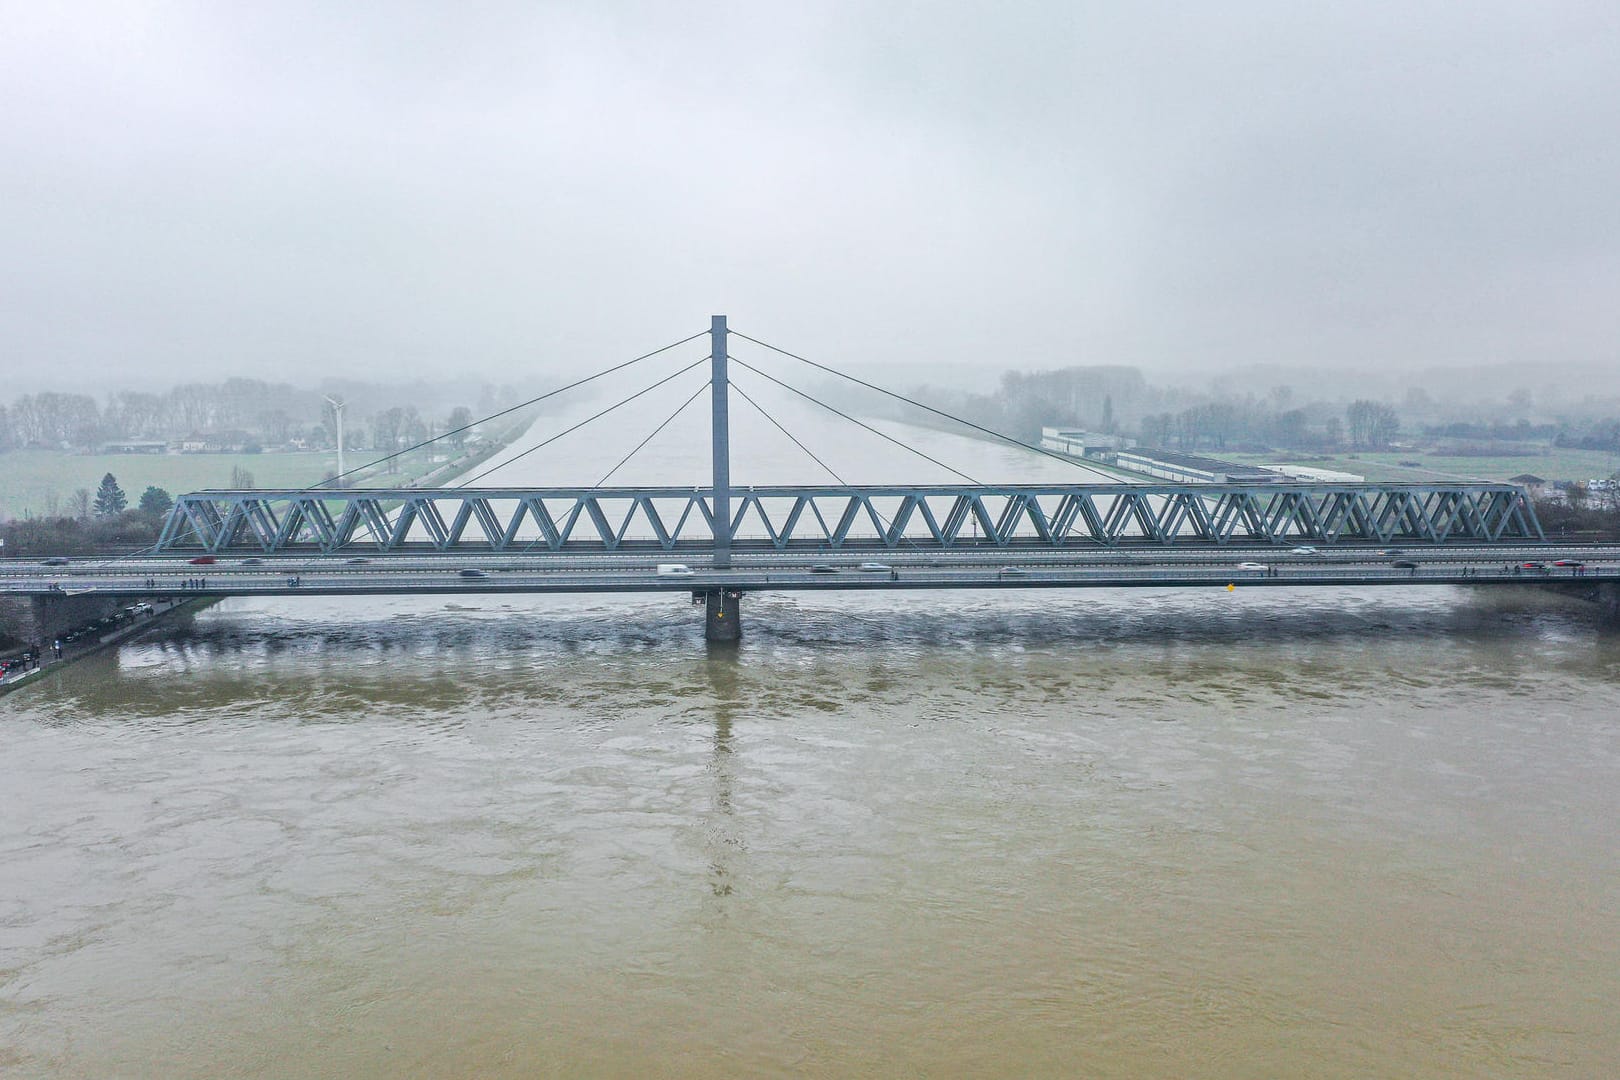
[3,1,1617,389]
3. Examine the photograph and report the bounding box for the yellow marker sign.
[1226,583,1235,591]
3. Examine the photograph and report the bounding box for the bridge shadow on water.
[18,585,1620,726]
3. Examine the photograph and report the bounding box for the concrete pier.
[1598,582,1620,625]
[1541,580,1620,625]
[704,589,741,642]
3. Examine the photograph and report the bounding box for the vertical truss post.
[711,314,731,568]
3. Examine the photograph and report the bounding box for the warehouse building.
[1113,448,1282,483]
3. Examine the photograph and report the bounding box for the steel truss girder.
[155,483,1546,554]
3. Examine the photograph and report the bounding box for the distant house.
[1509,474,1546,498]
[180,430,255,453]
[101,439,169,454]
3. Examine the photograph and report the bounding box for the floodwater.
[4,360,1619,1077]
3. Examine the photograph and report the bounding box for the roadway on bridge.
[5,545,1617,597]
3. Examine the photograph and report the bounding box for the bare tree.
[445,406,473,450]
[1346,400,1400,448]
[371,408,404,473]
[11,395,42,445]
[67,488,92,520]
[402,406,428,450]
[257,409,293,444]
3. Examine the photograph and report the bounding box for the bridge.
[4,317,1613,641]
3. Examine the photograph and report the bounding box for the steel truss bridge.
[154,482,1544,555]
[6,316,1609,641]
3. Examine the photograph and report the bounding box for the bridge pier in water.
[704,589,741,642]
[1598,582,1620,626]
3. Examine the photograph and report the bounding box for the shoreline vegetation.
[0,409,538,654]
[0,407,539,560]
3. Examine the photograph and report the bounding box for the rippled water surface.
[4,383,1620,1077]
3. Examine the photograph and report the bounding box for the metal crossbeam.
[155,484,1545,555]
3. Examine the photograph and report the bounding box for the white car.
[1237,561,1269,571]
[655,564,694,576]
[1290,546,1321,555]
[859,562,893,573]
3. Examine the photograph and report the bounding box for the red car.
[1553,559,1585,568]
[188,555,217,565]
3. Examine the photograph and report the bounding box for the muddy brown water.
[3,386,1617,1077]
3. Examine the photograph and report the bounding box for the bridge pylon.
[708,315,741,641]
[711,314,731,569]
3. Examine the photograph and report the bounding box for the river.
[4,362,1619,1077]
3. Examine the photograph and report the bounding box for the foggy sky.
[3,1,1617,389]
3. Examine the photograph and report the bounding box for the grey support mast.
[710,314,731,568]
[705,314,741,641]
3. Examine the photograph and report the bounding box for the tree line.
[0,474,175,556]
[0,378,511,455]
[904,364,1620,456]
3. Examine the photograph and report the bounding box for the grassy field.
[0,446,332,518]
[1222,447,1620,484]
[0,451,341,520]
[0,411,540,522]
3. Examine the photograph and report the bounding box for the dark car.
[1553,559,1585,568]
[1392,560,1418,569]
[458,568,488,578]
[40,557,69,566]
[1519,561,1548,571]
[346,557,370,564]
[810,564,838,574]
[241,557,265,565]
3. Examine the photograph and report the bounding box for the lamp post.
[323,396,346,486]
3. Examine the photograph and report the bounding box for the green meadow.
[0,451,336,520]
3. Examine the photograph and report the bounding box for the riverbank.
[392,408,538,488]
[0,595,216,696]
[870,410,1141,481]
[0,413,539,680]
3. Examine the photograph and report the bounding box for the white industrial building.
[1039,428,1134,458]
[1113,449,1282,483]
[1262,464,1367,483]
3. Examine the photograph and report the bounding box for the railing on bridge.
[154,482,1543,555]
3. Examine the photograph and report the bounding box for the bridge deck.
[6,545,1614,598]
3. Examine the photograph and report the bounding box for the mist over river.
[4,372,1618,1077]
